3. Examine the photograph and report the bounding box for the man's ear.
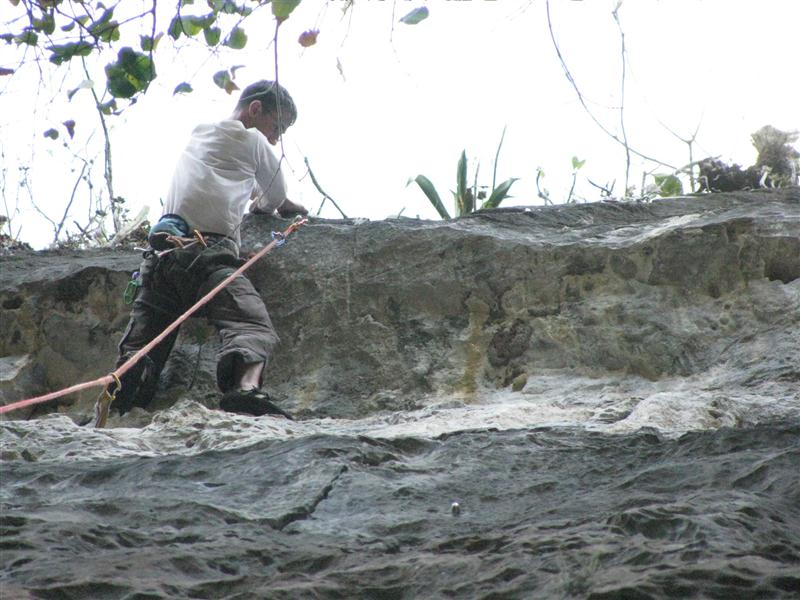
[248,99,263,117]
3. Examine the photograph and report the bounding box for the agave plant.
[409,127,519,219]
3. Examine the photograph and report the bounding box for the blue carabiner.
[271,231,287,247]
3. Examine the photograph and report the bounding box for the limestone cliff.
[1,188,798,423]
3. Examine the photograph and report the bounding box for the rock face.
[1,188,799,421]
[2,189,800,599]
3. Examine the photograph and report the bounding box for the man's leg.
[108,252,186,415]
[202,268,289,417]
[201,267,279,391]
[236,359,264,391]
[110,292,180,415]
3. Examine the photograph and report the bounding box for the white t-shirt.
[163,120,287,243]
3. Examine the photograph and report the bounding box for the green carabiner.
[123,271,141,305]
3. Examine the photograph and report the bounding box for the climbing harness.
[0,216,309,426]
[150,229,209,257]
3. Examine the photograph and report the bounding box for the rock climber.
[107,80,306,420]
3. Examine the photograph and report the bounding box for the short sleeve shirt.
[163,120,287,243]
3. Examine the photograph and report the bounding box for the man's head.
[235,80,296,145]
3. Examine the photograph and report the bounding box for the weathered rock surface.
[1,189,799,422]
[2,189,800,599]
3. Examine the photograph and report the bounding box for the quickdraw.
[93,373,121,429]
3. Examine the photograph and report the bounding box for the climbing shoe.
[219,388,294,420]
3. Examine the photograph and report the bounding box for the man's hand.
[277,198,308,218]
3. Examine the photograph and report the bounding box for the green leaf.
[653,174,683,198]
[211,0,239,14]
[408,175,450,219]
[483,178,519,209]
[89,8,119,42]
[140,33,163,51]
[105,47,157,99]
[48,41,94,65]
[168,16,183,40]
[14,30,39,46]
[182,18,203,37]
[32,13,56,35]
[455,150,468,216]
[212,69,239,94]
[203,26,221,46]
[224,26,247,49]
[272,0,301,21]
[99,99,118,115]
[44,128,59,140]
[491,125,507,190]
[400,6,430,25]
[173,82,193,95]
[571,156,586,170]
[173,14,214,37]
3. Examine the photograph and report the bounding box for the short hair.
[236,80,297,127]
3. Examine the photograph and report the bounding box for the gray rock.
[1,188,798,421]
[2,189,800,599]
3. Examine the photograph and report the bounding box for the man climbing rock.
[108,80,306,420]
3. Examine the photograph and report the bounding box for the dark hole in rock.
[2,295,23,310]
[765,258,799,284]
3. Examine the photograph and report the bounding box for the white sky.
[2,0,799,249]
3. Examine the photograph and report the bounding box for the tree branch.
[545,0,676,171]
[612,4,631,194]
[305,157,348,218]
[54,159,89,242]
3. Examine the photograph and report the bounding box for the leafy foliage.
[105,48,156,99]
[48,41,94,65]
[2,0,306,248]
[273,0,302,22]
[4,0,304,103]
[409,131,519,219]
[652,174,683,197]
[409,175,450,220]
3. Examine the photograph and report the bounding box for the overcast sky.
[2,0,798,249]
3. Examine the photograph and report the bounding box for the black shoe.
[220,389,294,420]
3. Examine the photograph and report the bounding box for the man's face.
[252,103,291,146]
